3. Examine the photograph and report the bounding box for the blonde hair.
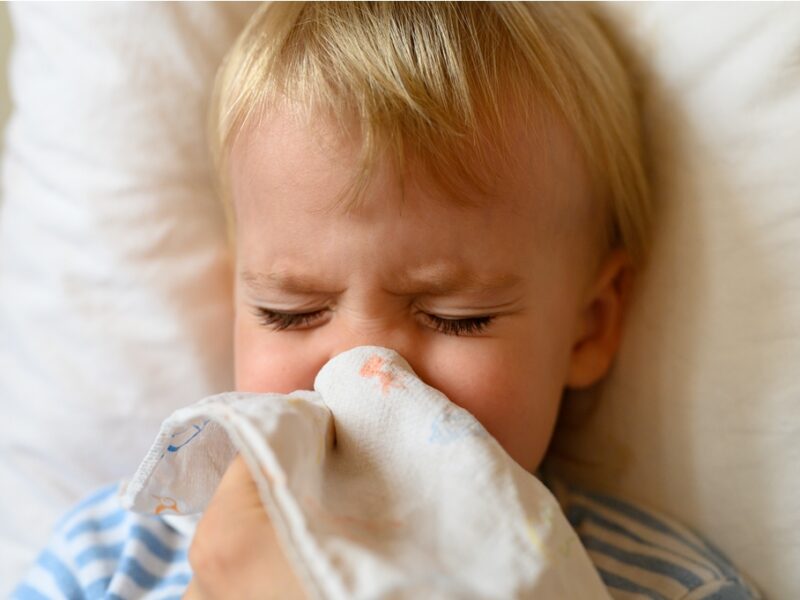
[208,1,651,266]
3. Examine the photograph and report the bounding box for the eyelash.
[424,314,494,336]
[252,308,326,331]
[251,308,495,336]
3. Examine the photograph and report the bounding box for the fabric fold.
[120,346,609,600]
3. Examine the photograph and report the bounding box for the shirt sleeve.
[11,483,192,599]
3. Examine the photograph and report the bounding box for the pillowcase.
[0,3,256,591]
[1,3,798,598]
[548,4,800,599]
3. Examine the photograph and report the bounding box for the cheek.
[419,341,565,472]
[234,317,324,393]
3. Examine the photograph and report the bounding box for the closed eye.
[420,314,495,336]
[251,307,327,331]
[251,307,495,336]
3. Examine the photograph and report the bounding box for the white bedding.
[0,3,256,593]
[0,3,798,597]
[548,5,800,597]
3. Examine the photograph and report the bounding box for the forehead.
[228,103,595,244]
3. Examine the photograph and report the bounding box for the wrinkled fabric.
[120,346,609,600]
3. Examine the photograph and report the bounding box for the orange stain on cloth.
[153,496,180,515]
[359,355,405,395]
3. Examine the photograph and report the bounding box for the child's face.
[229,105,619,472]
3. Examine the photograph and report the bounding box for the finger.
[214,455,264,513]
[188,455,308,599]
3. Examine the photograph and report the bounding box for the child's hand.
[183,455,307,600]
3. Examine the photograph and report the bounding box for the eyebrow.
[240,266,523,296]
[241,270,342,295]
[387,266,522,295]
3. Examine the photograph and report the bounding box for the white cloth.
[120,346,610,599]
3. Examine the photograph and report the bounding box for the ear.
[565,248,634,389]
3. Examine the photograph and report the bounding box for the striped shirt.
[541,473,761,600]
[13,478,761,599]
[12,485,191,600]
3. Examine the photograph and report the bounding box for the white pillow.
[1,3,798,599]
[548,4,800,599]
[0,3,256,591]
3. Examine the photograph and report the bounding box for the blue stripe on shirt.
[75,542,124,568]
[11,584,51,600]
[582,533,704,589]
[597,566,669,600]
[66,508,126,541]
[74,526,186,570]
[38,550,84,598]
[85,576,112,600]
[159,572,193,588]
[129,524,188,563]
[582,489,737,580]
[117,555,192,592]
[564,501,724,579]
[117,555,161,591]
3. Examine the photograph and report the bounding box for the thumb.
[188,455,306,599]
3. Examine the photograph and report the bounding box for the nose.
[321,321,424,377]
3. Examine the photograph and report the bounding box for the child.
[15,3,760,599]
